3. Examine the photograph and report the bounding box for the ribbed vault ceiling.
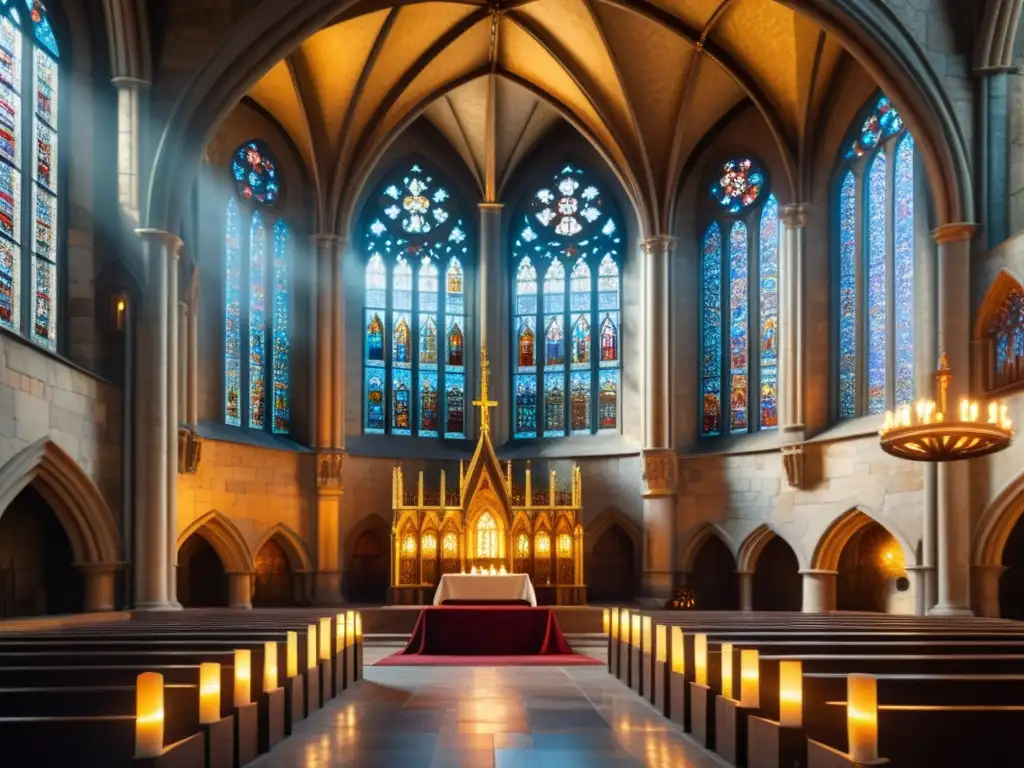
[244,0,848,235]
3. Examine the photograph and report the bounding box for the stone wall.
[0,335,121,512]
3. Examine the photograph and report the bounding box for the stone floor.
[249,664,728,768]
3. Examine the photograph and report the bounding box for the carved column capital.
[135,228,183,257]
[779,202,810,228]
[780,443,804,489]
[640,235,677,257]
[931,222,978,244]
[177,428,202,474]
[317,452,345,492]
[641,448,678,497]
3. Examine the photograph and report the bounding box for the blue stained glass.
[543,372,565,437]
[598,370,618,430]
[248,212,267,429]
[847,96,903,159]
[570,371,591,433]
[0,237,17,331]
[701,222,722,436]
[271,220,290,434]
[867,152,888,415]
[544,316,564,366]
[445,372,465,439]
[515,374,538,438]
[759,195,779,429]
[838,171,857,418]
[25,1,57,57]
[224,197,242,426]
[419,371,439,437]
[997,333,1009,378]
[571,315,590,367]
[729,221,749,432]
[392,369,412,435]
[710,158,766,213]
[365,371,385,433]
[893,134,915,408]
[232,141,278,205]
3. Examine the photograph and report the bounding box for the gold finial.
[473,343,498,433]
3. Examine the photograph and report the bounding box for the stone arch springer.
[252,523,314,574]
[736,523,807,572]
[810,506,917,572]
[176,511,254,574]
[679,521,738,573]
[972,474,1024,567]
[0,438,121,567]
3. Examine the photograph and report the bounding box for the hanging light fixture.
[879,354,1013,461]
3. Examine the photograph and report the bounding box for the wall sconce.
[778,660,802,728]
[199,662,221,724]
[233,649,251,707]
[286,631,298,678]
[740,649,759,708]
[263,642,278,693]
[847,674,878,764]
[108,293,128,331]
[135,672,164,758]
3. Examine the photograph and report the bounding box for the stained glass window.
[0,1,60,349]
[512,164,622,438]
[361,161,470,438]
[700,161,780,438]
[986,285,1024,391]
[834,93,916,418]
[231,140,279,205]
[222,141,291,433]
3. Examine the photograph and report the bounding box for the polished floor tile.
[249,666,728,768]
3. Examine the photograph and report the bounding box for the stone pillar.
[971,564,1006,618]
[977,68,1014,249]
[778,204,808,434]
[640,236,676,601]
[314,454,345,604]
[79,565,119,612]
[112,77,147,224]
[165,237,181,608]
[930,223,977,616]
[226,572,254,610]
[187,273,199,427]
[738,571,754,612]
[133,229,182,610]
[177,301,188,420]
[800,569,837,613]
[478,203,504,442]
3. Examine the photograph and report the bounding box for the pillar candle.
[286,631,298,678]
[307,625,317,670]
[739,649,759,708]
[694,634,708,686]
[778,660,802,728]
[135,672,164,758]
[233,649,251,707]
[335,614,345,654]
[319,618,332,660]
[847,674,878,763]
[670,627,684,674]
[263,641,278,692]
[720,643,734,699]
[655,625,667,664]
[199,662,220,724]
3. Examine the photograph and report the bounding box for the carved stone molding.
[317,452,344,490]
[781,444,804,489]
[779,202,810,229]
[177,428,202,475]
[642,449,678,497]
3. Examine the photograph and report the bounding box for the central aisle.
[248,665,725,768]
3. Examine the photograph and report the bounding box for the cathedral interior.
[4,0,1024,764]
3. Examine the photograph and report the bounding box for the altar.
[433,573,538,606]
[388,347,587,606]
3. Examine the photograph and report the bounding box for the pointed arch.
[975,269,1024,340]
[810,507,916,572]
[678,522,737,573]
[975,270,1024,393]
[175,511,254,573]
[736,523,806,572]
[0,439,120,566]
[344,513,391,562]
[252,523,313,573]
[585,507,642,557]
[973,474,1024,567]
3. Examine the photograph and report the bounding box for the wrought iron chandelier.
[879,354,1014,462]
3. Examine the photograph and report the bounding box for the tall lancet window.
[0,1,62,350]
[223,140,291,433]
[361,161,470,438]
[512,164,623,439]
[700,157,780,437]
[834,94,916,419]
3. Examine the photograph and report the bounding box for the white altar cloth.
[432,573,538,606]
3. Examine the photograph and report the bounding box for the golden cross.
[473,343,498,433]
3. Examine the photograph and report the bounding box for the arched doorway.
[587,524,634,603]
[1000,513,1024,620]
[348,528,388,604]
[177,534,228,607]
[753,535,801,611]
[689,535,739,610]
[253,538,295,607]
[836,522,905,612]
[0,486,83,617]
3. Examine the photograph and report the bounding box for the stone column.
[640,236,677,601]
[314,454,345,604]
[800,569,837,613]
[928,223,976,616]
[778,204,808,434]
[971,563,1006,618]
[165,238,181,608]
[133,229,182,610]
[79,564,119,612]
[226,572,254,610]
[738,571,754,612]
[112,77,147,225]
[976,68,1015,249]
[177,301,188,420]
[478,203,505,442]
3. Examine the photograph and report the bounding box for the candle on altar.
[472,565,479,575]
[499,564,507,575]
[490,564,497,575]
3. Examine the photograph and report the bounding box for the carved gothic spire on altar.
[473,343,498,435]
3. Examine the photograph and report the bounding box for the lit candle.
[336,614,345,654]
[234,649,251,707]
[319,618,332,661]
[670,627,684,675]
[778,660,802,728]
[602,609,610,636]
[199,662,221,724]
[655,625,667,664]
[694,634,708,686]
[631,614,641,649]
[1001,404,1011,429]
[345,611,356,645]
[307,625,317,671]
[499,564,507,575]
[490,564,497,575]
[883,411,893,431]
[970,401,979,421]
[642,617,652,654]
[263,641,278,692]
[135,672,164,759]
[286,631,298,678]
[989,402,998,423]
[847,674,878,763]
[739,649,759,708]
[960,398,969,422]
[721,643,734,699]
[620,609,630,645]
[610,607,619,640]
[355,613,363,641]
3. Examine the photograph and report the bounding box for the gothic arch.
[585,508,642,558]
[0,439,121,567]
[252,524,313,574]
[175,511,254,573]
[679,522,737,573]
[973,269,1024,341]
[973,476,1024,567]
[736,523,807,572]
[344,514,392,562]
[810,507,916,572]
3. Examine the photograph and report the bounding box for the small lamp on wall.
[107,293,128,332]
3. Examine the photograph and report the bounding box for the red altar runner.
[375,606,602,666]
